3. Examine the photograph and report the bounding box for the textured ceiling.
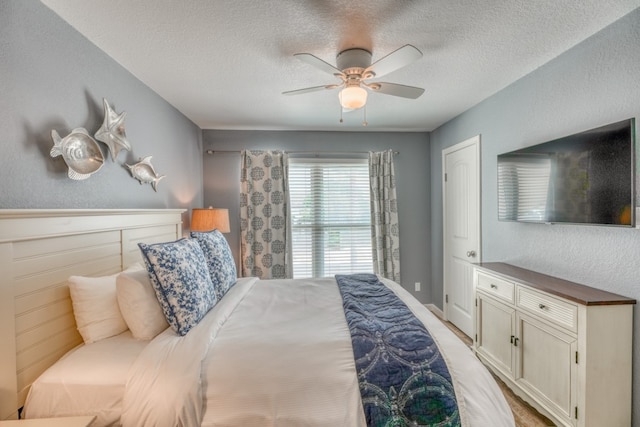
[41,0,640,132]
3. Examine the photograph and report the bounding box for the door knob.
[466,250,476,258]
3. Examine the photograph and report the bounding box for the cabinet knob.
[490,284,497,289]
[466,250,476,258]
[539,303,547,310]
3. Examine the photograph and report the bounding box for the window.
[288,158,373,278]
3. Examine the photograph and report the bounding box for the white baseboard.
[425,303,444,319]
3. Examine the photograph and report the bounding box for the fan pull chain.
[362,104,368,126]
[339,101,344,123]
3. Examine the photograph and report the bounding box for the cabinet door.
[476,293,516,377]
[516,312,577,424]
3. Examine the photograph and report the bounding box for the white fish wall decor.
[125,156,165,192]
[94,98,132,161]
[50,128,105,180]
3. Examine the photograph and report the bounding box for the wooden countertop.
[0,416,95,426]
[474,262,636,306]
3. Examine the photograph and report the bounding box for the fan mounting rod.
[336,48,372,74]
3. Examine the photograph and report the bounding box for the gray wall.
[430,8,640,421]
[202,130,431,300]
[1,1,203,223]
[6,0,639,417]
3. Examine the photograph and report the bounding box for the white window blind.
[288,158,373,278]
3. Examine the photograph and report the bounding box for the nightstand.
[0,416,95,427]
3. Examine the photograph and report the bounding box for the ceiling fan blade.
[369,82,425,99]
[365,44,422,78]
[282,84,340,96]
[294,53,343,76]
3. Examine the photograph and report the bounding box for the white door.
[442,136,481,337]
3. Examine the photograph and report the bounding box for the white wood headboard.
[0,209,184,420]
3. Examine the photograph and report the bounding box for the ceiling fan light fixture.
[339,86,368,109]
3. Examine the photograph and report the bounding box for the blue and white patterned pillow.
[138,238,217,336]
[190,229,237,300]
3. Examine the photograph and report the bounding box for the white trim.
[287,157,368,164]
[0,209,185,243]
[425,303,444,319]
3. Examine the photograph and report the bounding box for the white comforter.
[120,276,514,427]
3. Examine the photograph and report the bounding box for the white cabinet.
[516,310,577,421]
[476,292,515,376]
[473,263,634,427]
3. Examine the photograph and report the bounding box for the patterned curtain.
[240,150,289,279]
[369,150,401,283]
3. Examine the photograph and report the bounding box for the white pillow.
[116,269,169,340]
[68,263,143,344]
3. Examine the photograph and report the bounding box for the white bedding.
[25,277,514,427]
[23,330,148,426]
[200,277,365,426]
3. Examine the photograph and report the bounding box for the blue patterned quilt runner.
[335,273,461,427]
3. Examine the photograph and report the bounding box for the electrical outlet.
[414,282,421,292]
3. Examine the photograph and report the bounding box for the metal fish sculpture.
[50,128,105,180]
[94,98,132,161]
[125,156,165,192]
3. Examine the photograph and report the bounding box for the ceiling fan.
[283,44,425,111]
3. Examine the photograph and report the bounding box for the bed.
[0,209,514,426]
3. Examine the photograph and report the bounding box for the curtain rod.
[205,149,399,155]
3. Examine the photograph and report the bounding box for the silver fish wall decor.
[50,128,105,180]
[124,156,165,192]
[94,98,132,161]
